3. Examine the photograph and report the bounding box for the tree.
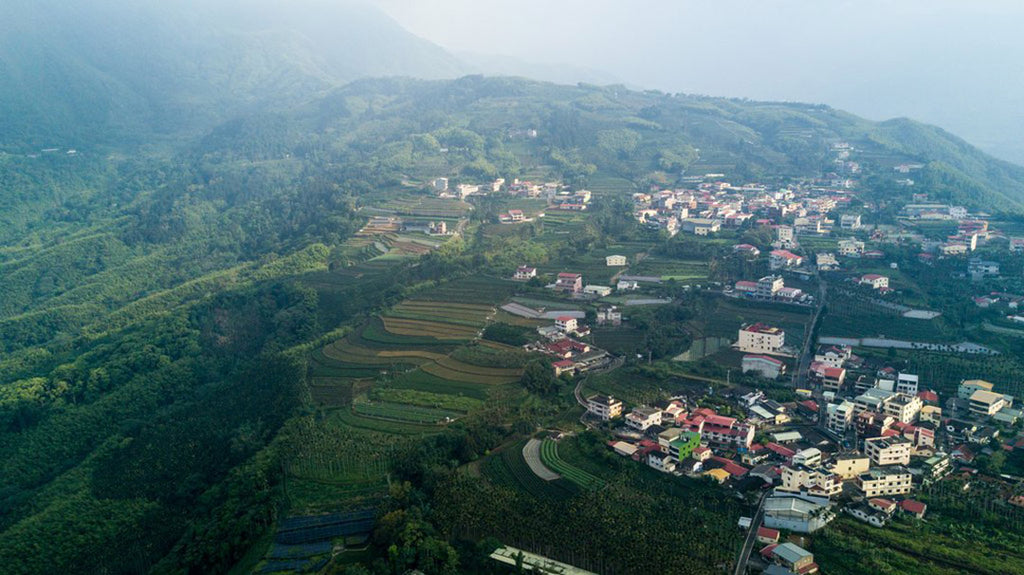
[520,360,561,396]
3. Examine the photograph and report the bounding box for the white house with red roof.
[859,274,890,290]
[769,249,803,270]
[514,265,537,280]
[555,316,578,333]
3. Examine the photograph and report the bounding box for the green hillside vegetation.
[3,44,1024,574]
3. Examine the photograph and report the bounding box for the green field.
[482,441,580,501]
[352,399,462,424]
[539,439,605,490]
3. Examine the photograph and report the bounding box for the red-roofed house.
[766,442,796,459]
[555,316,578,333]
[899,499,927,518]
[735,280,759,295]
[770,249,803,270]
[868,498,897,514]
[734,244,761,257]
[552,360,576,377]
[859,274,890,290]
[709,456,749,477]
[555,272,583,294]
[514,266,537,280]
[917,390,939,404]
[757,526,781,545]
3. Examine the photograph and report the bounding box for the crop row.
[540,439,604,490]
[381,317,478,339]
[421,362,519,385]
[353,400,461,424]
[483,442,578,501]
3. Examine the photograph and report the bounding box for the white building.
[864,436,912,466]
[859,274,889,290]
[514,266,537,280]
[840,214,862,230]
[583,285,612,297]
[969,389,1008,417]
[737,323,785,355]
[606,255,628,267]
[625,406,663,431]
[586,395,623,421]
[858,467,913,497]
[895,373,919,395]
[827,401,856,434]
[769,249,803,271]
[777,226,796,248]
[742,355,786,379]
[838,239,865,257]
[555,316,578,333]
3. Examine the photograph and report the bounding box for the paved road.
[733,491,769,575]
[793,278,827,391]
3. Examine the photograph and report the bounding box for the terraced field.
[539,439,605,490]
[381,316,479,340]
[482,441,580,501]
[352,399,462,424]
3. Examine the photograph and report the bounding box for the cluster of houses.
[631,176,861,239]
[527,316,611,377]
[512,260,634,298]
[589,387,933,544]
[732,275,811,305]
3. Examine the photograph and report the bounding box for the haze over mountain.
[377,0,1024,166]
[0,0,467,150]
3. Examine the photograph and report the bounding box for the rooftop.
[743,322,784,335]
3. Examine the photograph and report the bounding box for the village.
[442,140,1024,574]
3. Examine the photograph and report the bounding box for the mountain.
[0,0,467,151]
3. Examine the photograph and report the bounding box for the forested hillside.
[3,70,1024,574]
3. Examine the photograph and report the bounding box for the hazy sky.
[375,0,1024,164]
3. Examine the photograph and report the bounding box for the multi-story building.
[883,394,922,424]
[605,254,627,266]
[586,394,622,421]
[854,388,896,415]
[827,401,856,434]
[820,367,847,392]
[625,406,663,432]
[792,448,822,467]
[554,316,578,333]
[864,436,912,466]
[895,373,919,395]
[858,467,913,497]
[780,465,843,498]
[554,272,583,294]
[668,431,702,462]
[814,345,851,368]
[686,413,756,450]
[958,379,994,400]
[969,389,1008,417]
[769,249,803,270]
[776,225,796,248]
[838,238,865,256]
[756,275,785,299]
[514,266,537,280]
[840,214,862,229]
[829,453,870,480]
[737,323,786,354]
